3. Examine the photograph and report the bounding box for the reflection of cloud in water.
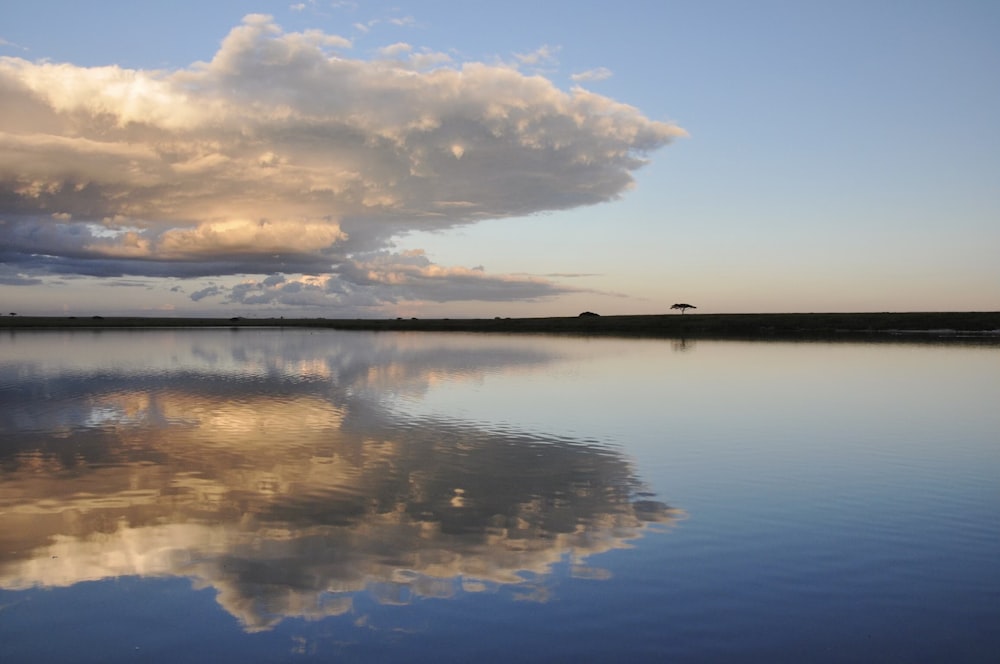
[0,331,682,631]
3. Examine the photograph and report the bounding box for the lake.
[1,329,998,663]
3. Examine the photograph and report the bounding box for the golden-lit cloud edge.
[0,14,683,310]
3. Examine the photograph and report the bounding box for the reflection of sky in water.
[0,330,679,632]
[2,331,999,662]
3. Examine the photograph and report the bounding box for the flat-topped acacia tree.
[670,303,696,314]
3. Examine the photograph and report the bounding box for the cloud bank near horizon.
[0,14,683,310]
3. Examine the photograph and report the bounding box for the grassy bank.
[1,311,998,341]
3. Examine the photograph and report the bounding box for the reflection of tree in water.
[0,335,682,632]
[672,338,695,352]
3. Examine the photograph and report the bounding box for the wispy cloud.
[0,15,683,311]
[0,37,28,52]
[514,44,560,69]
[353,12,418,36]
[387,16,416,28]
[571,67,613,82]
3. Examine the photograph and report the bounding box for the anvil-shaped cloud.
[0,14,683,309]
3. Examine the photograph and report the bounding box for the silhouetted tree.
[670,303,696,314]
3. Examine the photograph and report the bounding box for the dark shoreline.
[2,312,999,343]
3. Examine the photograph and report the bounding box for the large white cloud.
[0,14,683,309]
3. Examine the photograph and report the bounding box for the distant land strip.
[2,312,999,342]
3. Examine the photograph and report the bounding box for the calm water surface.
[1,330,998,663]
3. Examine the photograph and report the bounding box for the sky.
[1,0,997,318]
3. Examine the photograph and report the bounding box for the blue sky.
[1,0,997,317]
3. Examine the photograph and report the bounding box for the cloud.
[0,266,43,286]
[0,15,683,310]
[338,250,577,302]
[108,279,150,288]
[377,42,412,58]
[387,16,416,28]
[514,44,560,68]
[193,251,582,309]
[571,67,613,82]
[190,285,223,301]
[353,11,416,36]
[0,38,27,52]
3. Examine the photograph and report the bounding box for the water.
[1,329,998,663]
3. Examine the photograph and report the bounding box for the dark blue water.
[1,330,997,662]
